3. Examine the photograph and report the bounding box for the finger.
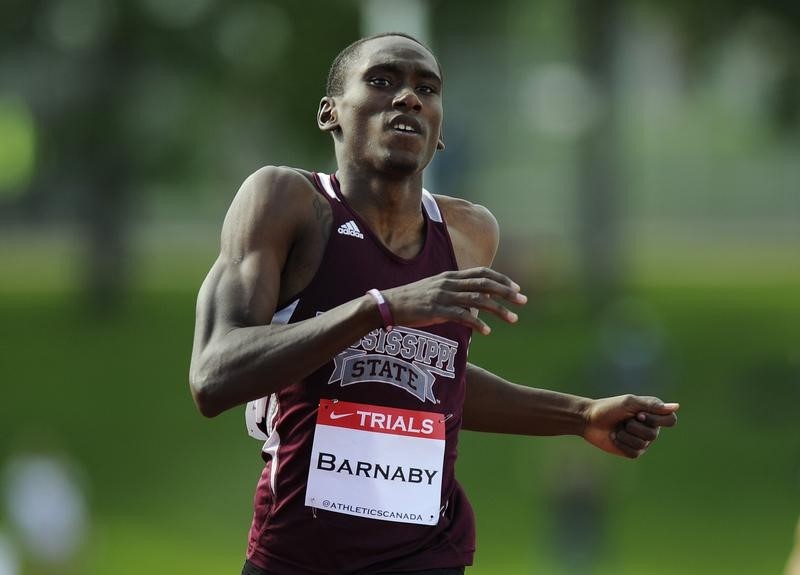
[633,397,679,415]
[610,431,646,459]
[451,268,528,302]
[612,432,650,459]
[451,292,519,323]
[614,428,650,451]
[623,418,660,442]
[455,266,520,289]
[442,306,492,335]
[452,277,527,305]
[653,401,680,413]
[635,411,678,428]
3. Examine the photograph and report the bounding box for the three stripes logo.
[337,220,364,239]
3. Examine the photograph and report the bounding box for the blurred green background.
[1,0,799,574]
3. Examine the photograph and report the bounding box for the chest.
[279,192,469,308]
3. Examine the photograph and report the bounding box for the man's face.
[324,36,444,177]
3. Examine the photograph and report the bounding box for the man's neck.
[334,164,427,258]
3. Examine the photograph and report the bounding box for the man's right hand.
[383,267,528,335]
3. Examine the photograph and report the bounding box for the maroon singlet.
[244,172,475,574]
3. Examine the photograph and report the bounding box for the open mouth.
[388,116,422,135]
[393,123,418,134]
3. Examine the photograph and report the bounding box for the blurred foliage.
[0,97,35,194]
[0,0,364,225]
[653,0,799,50]
[1,0,796,217]
[652,0,800,134]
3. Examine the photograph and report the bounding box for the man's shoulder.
[240,165,318,202]
[222,166,324,245]
[432,193,499,268]
[432,193,498,236]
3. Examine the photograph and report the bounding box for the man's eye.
[368,77,390,87]
[417,85,437,95]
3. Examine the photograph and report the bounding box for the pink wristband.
[367,288,394,332]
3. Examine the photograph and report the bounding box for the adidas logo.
[337,220,364,239]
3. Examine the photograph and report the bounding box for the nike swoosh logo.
[329,412,353,420]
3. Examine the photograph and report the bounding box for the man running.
[189,32,679,575]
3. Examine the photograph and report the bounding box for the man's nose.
[392,88,422,112]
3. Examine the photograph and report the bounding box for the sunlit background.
[2,0,799,573]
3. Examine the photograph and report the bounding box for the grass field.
[2,241,799,574]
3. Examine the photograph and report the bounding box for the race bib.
[305,399,445,526]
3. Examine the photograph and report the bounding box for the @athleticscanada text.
[318,499,434,523]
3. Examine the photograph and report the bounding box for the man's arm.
[462,364,678,458]
[438,196,678,458]
[190,168,525,417]
[462,363,591,436]
[189,166,381,416]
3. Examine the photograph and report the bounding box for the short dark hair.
[325,32,440,97]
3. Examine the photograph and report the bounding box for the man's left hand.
[582,395,679,458]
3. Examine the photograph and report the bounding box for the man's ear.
[317,97,339,132]
[437,136,445,151]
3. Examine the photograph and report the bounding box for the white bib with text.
[305,399,445,526]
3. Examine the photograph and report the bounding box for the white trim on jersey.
[262,394,281,496]
[245,399,269,440]
[421,189,442,223]
[272,298,299,325]
[245,298,300,494]
[317,173,340,201]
